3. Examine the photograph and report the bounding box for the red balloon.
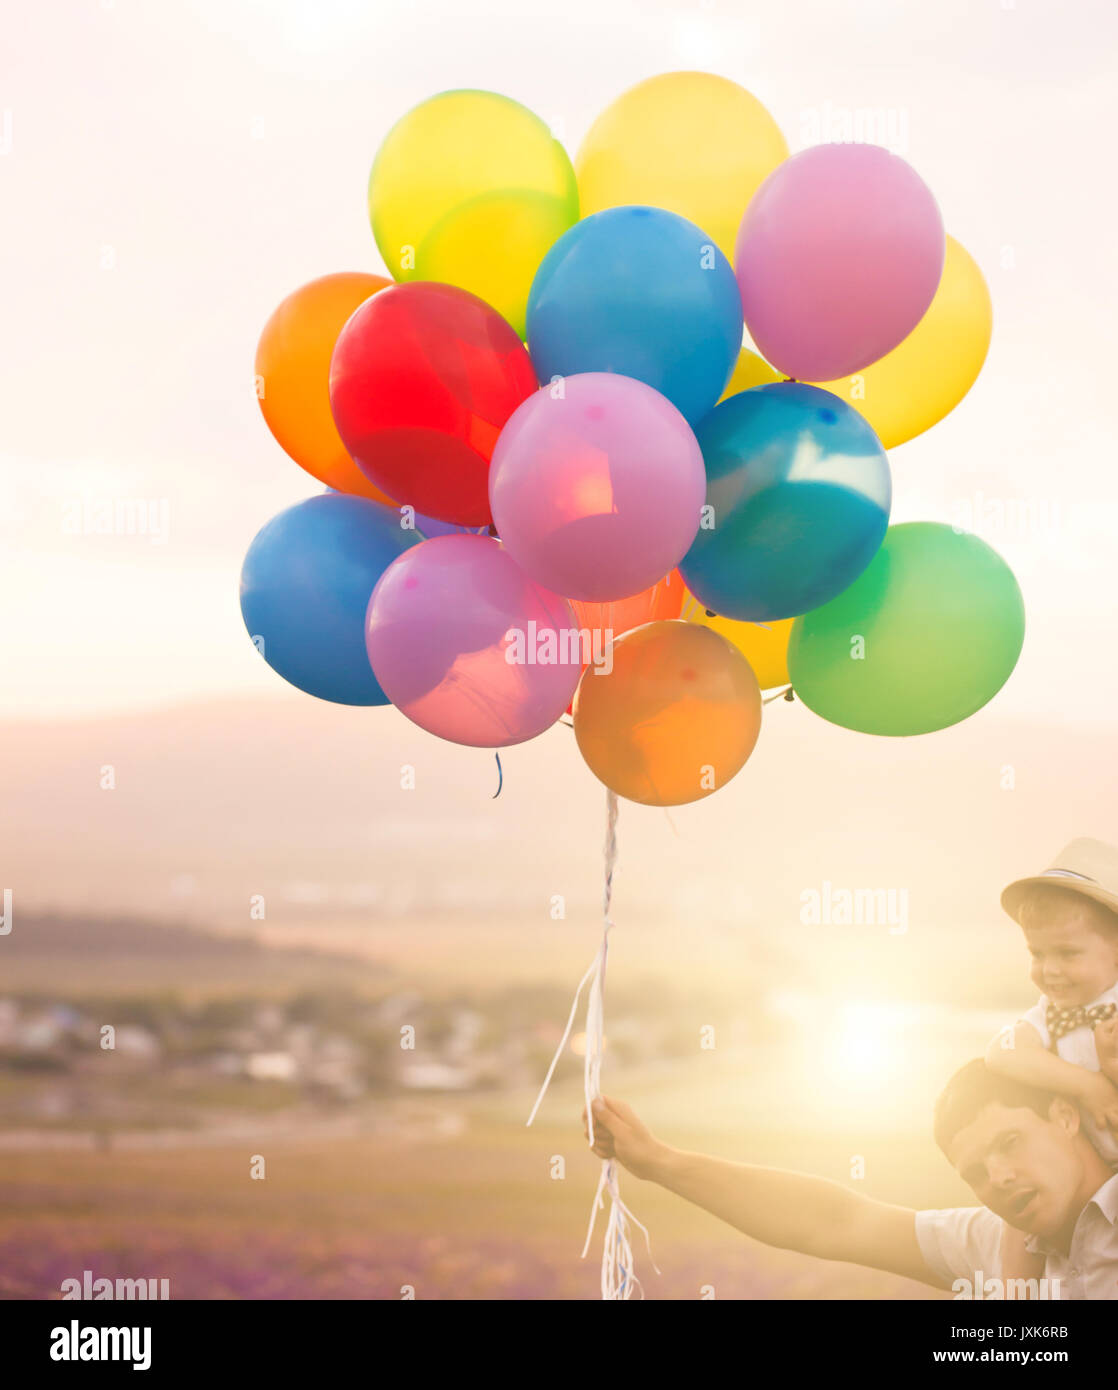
[329,282,538,527]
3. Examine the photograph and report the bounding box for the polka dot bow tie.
[1046,1001,1117,1043]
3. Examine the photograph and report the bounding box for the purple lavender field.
[0,1099,950,1301]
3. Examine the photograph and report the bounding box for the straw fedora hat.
[1002,837,1118,922]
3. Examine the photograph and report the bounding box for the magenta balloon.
[488,373,706,602]
[366,534,581,748]
[735,144,945,382]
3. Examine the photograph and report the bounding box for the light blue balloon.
[526,206,743,425]
[240,493,420,705]
[679,384,891,621]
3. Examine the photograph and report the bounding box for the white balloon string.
[526,789,657,1298]
[525,949,600,1130]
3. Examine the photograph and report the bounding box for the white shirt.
[1019,983,1118,1163]
[916,1174,1118,1300]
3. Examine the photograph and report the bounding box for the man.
[583,841,1118,1299]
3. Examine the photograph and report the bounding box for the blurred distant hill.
[8,912,257,957]
[0,911,386,995]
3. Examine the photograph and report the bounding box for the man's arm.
[584,1096,946,1288]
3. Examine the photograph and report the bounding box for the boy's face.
[1023,901,1118,1008]
[947,1099,1084,1240]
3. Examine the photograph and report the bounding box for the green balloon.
[787,522,1025,735]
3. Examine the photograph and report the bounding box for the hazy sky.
[2,0,1116,720]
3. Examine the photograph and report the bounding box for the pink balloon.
[366,534,581,748]
[488,373,706,602]
[735,144,945,382]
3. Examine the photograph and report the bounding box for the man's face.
[1023,904,1118,1008]
[947,1099,1083,1240]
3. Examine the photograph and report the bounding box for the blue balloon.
[240,493,420,705]
[526,206,743,425]
[679,384,891,621]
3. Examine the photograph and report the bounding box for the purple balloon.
[735,144,945,382]
[488,373,705,602]
[366,534,581,748]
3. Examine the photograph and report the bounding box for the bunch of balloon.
[239,72,1021,1302]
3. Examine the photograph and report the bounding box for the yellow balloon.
[368,90,578,337]
[576,72,788,267]
[720,347,782,401]
[682,589,793,690]
[811,236,992,448]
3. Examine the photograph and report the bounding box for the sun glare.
[821,1002,918,1096]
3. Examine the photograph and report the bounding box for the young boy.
[987,838,1118,1282]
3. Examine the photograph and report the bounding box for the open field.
[0,1061,969,1301]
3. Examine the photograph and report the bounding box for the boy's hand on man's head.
[1079,1070,1118,1133]
[581,1095,672,1181]
[1094,1017,1118,1079]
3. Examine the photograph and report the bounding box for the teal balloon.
[678,383,891,621]
[787,522,1025,735]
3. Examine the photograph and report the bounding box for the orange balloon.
[574,621,762,807]
[255,272,395,503]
